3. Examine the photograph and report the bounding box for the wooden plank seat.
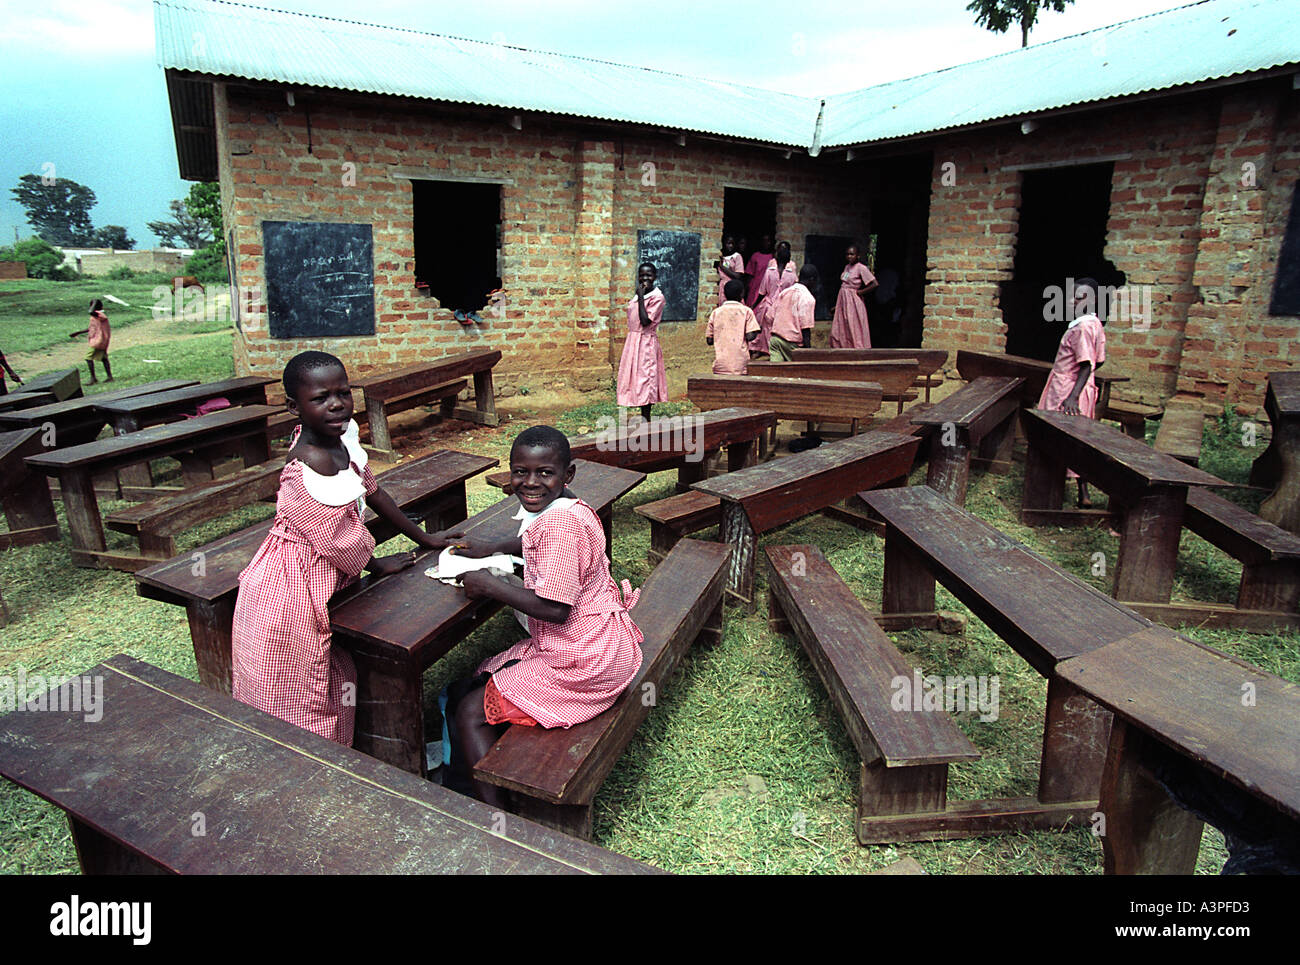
[1122,487,1300,633]
[0,654,660,875]
[691,430,921,606]
[790,348,948,401]
[910,376,1024,506]
[21,367,81,401]
[1153,401,1205,466]
[861,484,1160,820]
[765,545,998,844]
[474,538,731,839]
[133,449,500,694]
[103,458,288,570]
[748,359,920,413]
[1059,628,1300,874]
[1100,399,1162,439]
[634,490,723,563]
[355,348,501,449]
[0,390,56,412]
[0,428,59,551]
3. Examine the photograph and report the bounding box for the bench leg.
[58,469,107,556]
[510,794,594,841]
[1038,675,1112,804]
[1238,560,1300,614]
[179,450,218,488]
[240,431,271,468]
[472,369,499,427]
[350,649,425,775]
[112,414,155,490]
[186,597,236,695]
[975,414,1017,474]
[1111,486,1185,604]
[1021,438,1065,518]
[856,761,948,843]
[926,430,972,506]
[720,501,756,609]
[367,399,392,451]
[139,530,178,562]
[69,817,168,875]
[1098,720,1204,875]
[881,526,935,616]
[676,450,714,492]
[647,521,680,565]
[726,438,757,472]
[699,597,724,648]
[767,588,791,635]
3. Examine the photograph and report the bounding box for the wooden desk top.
[1268,370,1300,415]
[911,377,1024,429]
[355,349,501,400]
[25,404,278,472]
[95,377,275,416]
[21,367,80,399]
[133,449,499,607]
[0,391,55,412]
[331,461,645,665]
[748,359,919,397]
[1058,627,1300,822]
[567,407,775,467]
[0,654,658,874]
[0,380,198,427]
[790,348,948,376]
[1023,409,1228,489]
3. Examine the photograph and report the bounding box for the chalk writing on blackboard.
[263,221,375,339]
[637,229,701,321]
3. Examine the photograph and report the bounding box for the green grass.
[0,364,1295,873]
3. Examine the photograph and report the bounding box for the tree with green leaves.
[183,182,228,283]
[11,174,97,247]
[147,199,214,249]
[967,0,1075,47]
[89,225,135,250]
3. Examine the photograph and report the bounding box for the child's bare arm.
[1062,362,1093,416]
[69,329,89,338]
[460,570,571,623]
[365,487,462,552]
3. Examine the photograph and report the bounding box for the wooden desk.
[25,405,278,567]
[956,349,1129,414]
[1020,409,1230,603]
[330,461,645,775]
[0,428,59,551]
[134,449,499,693]
[1250,370,1300,535]
[688,375,882,443]
[691,431,921,606]
[355,348,501,449]
[0,379,198,448]
[21,367,81,401]
[1059,627,1300,874]
[790,348,948,401]
[0,390,55,412]
[0,654,659,874]
[911,376,1023,505]
[748,359,920,413]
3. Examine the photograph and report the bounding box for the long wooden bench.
[355,348,500,449]
[688,375,882,452]
[474,538,731,840]
[21,367,81,401]
[861,485,1152,822]
[1059,628,1300,874]
[911,376,1023,506]
[103,458,287,570]
[766,544,990,843]
[790,348,948,401]
[0,390,55,412]
[0,654,660,874]
[747,359,920,413]
[0,428,59,551]
[1153,401,1205,466]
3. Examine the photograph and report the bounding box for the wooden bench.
[0,379,199,452]
[766,544,995,843]
[1100,399,1161,439]
[688,375,882,452]
[691,430,921,606]
[748,359,920,413]
[21,366,81,401]
[0,654,660,874]
[862,485,1156,821]
[790,348,948,401]
[355,348,500,449]
[956,349,1130,416]
[103,458,287,570]
[133,449,499,693]
[0,390,56,412]
[910,376,1023,506]
[1251,370,1300,535]
[1153,401,1205,466]
[1121,487,1300,633]
[330,461,646,775]
[474,538,731,839]
[1059,628,1300,874]
[0,428,59,551]
[634,490,724,564]
[24,405,280,568]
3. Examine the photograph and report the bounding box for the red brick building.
[158,0,1300,410]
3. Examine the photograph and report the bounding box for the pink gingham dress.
[231,421,376,744]
[477,499,644,729]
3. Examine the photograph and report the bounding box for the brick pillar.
[574,140,616,379]
[1175,90,1281,408]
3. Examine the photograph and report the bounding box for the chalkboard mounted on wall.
[263,220,375,339]
[804,234,856,321]
[637,229,701,321]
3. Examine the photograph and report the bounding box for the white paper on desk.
[424,547,522,585]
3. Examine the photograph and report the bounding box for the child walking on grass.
[440,425,644,807]
[231,350,463,745]
[69,299,112,384]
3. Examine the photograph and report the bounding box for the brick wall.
[0,262,25,280]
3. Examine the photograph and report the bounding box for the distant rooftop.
[157,0,1300,177]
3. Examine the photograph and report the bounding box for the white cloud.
[0,0,154,56]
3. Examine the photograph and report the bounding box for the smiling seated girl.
[231,351,463,745]
[441,425,644,806]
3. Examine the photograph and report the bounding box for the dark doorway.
[723,187,778,267]
[412,179,501,313]
[1003,163,1123,360]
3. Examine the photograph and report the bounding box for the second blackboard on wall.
[637,229,701,321]
[263,220,375,339]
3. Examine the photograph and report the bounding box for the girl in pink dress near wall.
[745,234,774,309]
[831,245,878,348]
[615,262,668,423]
[751,240,797,357]
[1037,277,1108,507]
[231,351,463,745]
[715,235,746,308]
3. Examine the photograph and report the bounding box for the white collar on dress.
[513,496,578,536]
[1067,312,1100,330]
[296,420,368,507]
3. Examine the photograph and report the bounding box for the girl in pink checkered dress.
[442,425,644,807]
[231,352,463,745]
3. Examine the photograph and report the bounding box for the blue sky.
[0,0,1192,249]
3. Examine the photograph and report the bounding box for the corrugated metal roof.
[156,0,1300,154]
[154,0,821,146]
[820,0,1300,148]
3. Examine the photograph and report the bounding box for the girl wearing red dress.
[442,425,644,807]
[231,351,462,745]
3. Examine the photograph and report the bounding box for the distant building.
[62,248,193,277]
[157,0,1300,407]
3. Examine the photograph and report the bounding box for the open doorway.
[723,187,778,284]
[412,179,501,315]
[1003,163,1123,360]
